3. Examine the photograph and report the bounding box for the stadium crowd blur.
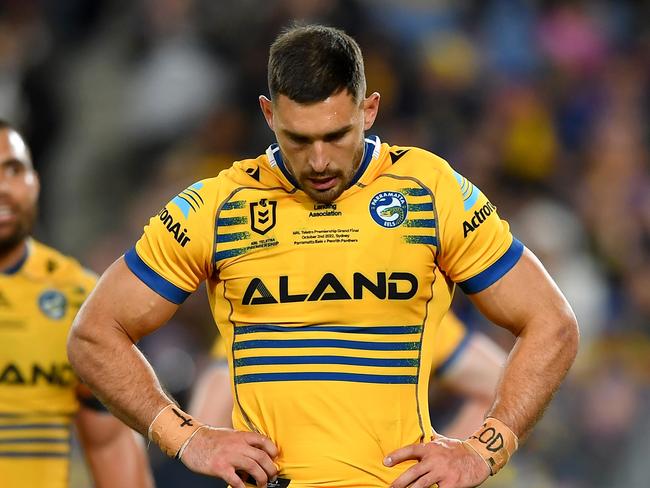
[1,0,649,486]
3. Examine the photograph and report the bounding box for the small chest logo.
[250,199,277,235]
[369,191,408,228]
[38,290,67,320]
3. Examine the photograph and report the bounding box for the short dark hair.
[268,24,366,103]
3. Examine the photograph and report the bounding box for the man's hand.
[180,426,279,488]
[384,436,490,488]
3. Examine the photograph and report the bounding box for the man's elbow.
[554,307,580,366]
[66,313,94,378]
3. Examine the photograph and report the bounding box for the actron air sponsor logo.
[242,271,418,305]
[463,201,496,237]
[159,207,191,247]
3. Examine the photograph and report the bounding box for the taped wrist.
[148,404,204,458]
[464,417,519,475]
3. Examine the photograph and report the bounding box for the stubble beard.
[0,206,36,256]
[296,142,365,204]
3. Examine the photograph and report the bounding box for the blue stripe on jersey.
[403,219,436,228]
[0,438,70,444]
[401,188,429,197]
[235,356,419,367]
[408,203,434,212]
[214,247,248,262]
[458,238,525,294]
[222,200,246,210]
[403,235,437,245]
[234,339,419,351]
[0,423,68,430]
[2,244,28,275]
[235,372,418,384]
[217,232,250,243]
[434,331,472,377]
[0,452,69,458]
[349,136,378,187]
[235,325,422,335]
[218,216,248,226]
[271,145,300,188]
[124,248,191,304]
[0,413,73,418]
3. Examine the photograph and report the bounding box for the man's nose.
[308,141,329,173]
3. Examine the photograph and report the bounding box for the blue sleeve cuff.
[434,331,472,378]
[124,247,191,304]
[458,238,524,294]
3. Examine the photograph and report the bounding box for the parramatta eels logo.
[250,198,277,235]
[38,290,67,320]
[369,191,408,228]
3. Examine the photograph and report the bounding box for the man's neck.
[0,240,28,274]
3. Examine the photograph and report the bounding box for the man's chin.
[0,226,29,254]
[304,186,344,204]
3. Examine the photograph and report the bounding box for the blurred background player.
[190,311,506,440]
[0,120,153,488]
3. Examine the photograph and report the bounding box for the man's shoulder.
[384,144,450,171]
[26,240,97,289]
[221,152,283,191]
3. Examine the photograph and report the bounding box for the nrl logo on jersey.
[250,199,277,235]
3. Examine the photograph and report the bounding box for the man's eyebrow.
[283,124,354,142]
[0,157,30,169]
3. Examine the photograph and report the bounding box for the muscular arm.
[470,248,579,439]
[75,400,154,488]
[67,257,279,487]
[437,333,507,439]
[387,248,578,488]
[68,257,179,434]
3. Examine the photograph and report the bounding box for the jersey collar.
[1,240,31,275]
[265,135,384,195]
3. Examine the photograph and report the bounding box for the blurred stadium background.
[1,0,649,486]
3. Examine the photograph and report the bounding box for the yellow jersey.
[0,239,97,488]
[127,136,523,487]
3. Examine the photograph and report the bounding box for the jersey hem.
[124,247,191,304]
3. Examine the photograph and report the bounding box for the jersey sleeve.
[435,162,524,293]
[124,180,215,304]
[431,312,470,378]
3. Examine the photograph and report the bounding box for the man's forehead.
[0,129,32,169]
[274,93,361,135]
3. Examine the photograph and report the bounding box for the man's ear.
[363,92,381,130]
[259,95,274,130]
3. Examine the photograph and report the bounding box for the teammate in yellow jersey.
[189,312,506,441]
[68,25,578,488]
[0,120,153,488]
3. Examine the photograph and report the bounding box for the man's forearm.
[68,319,171,436]
[488,312,578,439]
